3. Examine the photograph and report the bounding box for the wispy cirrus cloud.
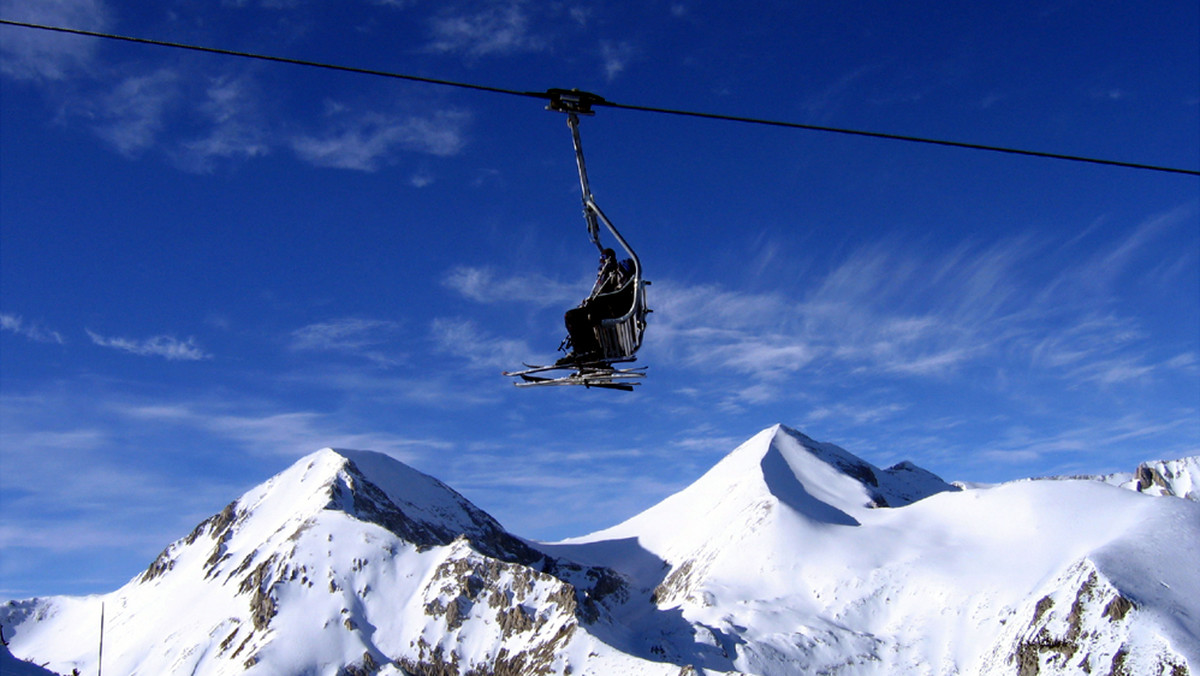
[652,217,1192,397]
[1,313,65,344]
[976,411,1200,474]
[430,317,538,370]
[460,224,1183,399]
[90,68,179,157]
[805,403,910,426]
[4,14,469,174]
[801,64,880,122]
[290,108,470,171]
[25,59,267,172]
[86,330,211,360]
[1046,201,1197,299]
[600,40,636,81]
[174,73,271,171]
[442,265,579,307]
[0,386,447,595]
[426,3,545,57]
[290,317,405,367]
[117,400,449,460]
[0,0,110,82]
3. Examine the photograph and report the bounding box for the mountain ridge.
[3,425,1197,675]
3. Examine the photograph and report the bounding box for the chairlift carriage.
[503,90,650,391]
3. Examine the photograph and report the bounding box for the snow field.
[4,427,1197,675]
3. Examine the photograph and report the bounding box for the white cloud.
[805,403,909,426]
[427,3,545,57]
[291,318,400,350]
[410,170,435,187]
[0,0,110,82]
[644,225,1189,400]
[1041,203,1195,302]
[5,7,473,174]
[973,412,1200,476]
[442,265,579,307]
[92,68,180,157]
[86,330,211,360]
[430,317,538,370]
[1164,353,1198,371]
[1,313,65,344]
[221,0,302,7]
[600,40,636,81]
[174,74,271,171]
[699,336,816,377]
[291,109,470,171]
[568,6,592,26]
[118,401,444,460]
[802,64,880,122]
[290,318,405,367]
[1090,87,1129,101]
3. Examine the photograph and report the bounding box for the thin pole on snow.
[97,602,104,676]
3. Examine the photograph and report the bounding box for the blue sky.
[1,0,1197,598]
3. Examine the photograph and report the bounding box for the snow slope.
[1101,456,1200,500]
[3,425,1197,675]
[552,425,1199,674]
[1,448,645,675]
[0,643,60,676]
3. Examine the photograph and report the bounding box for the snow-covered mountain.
[0,447,640,675]
[3,425,1197,675]
[1095,456,1200,500]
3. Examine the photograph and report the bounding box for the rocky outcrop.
[982,560,1190,676]
[1131,458,1199,501]
[4,439,1195,676]
[407,537,626,675]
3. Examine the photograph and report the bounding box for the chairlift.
[503,90,650,391]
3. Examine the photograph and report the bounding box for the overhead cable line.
[3,18,1198,178]
[602,101,1200,176]
[0,19,547,101]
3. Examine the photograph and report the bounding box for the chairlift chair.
[502,90,650,391]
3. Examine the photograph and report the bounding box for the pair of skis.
[502,361,646,392]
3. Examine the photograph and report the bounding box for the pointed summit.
[3,448,633,676]
[305,448,539,562]
[8,431,1197,676]
[147,447,539,587]
[765,424,959,509]
[557,425,962,612]
[575,424,956,555]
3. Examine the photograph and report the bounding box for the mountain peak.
[135,447,543,598]
[738,424,958,511]
[253,447,541,563]
[571,424,958,572]
[5,428,1197,676]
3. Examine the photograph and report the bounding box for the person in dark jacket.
[559,248,633,364]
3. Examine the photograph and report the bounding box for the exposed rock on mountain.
[3,425,1196,675]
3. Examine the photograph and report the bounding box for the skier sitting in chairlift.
[558,247,634,365]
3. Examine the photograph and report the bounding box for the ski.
[503,361,646,391]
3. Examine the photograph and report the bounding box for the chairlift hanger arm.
[547,89,607,252]
[567,114,603,251]
[546,89,641,264]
